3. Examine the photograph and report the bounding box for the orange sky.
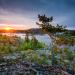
[0,0,75,30]
[0,9,39,30]
[0,24,39,30]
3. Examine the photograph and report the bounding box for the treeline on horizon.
[0,28,75,35]
[0,28,44,34]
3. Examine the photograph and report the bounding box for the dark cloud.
[0,0,75,14]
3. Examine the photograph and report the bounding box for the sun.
[5,27,12,31]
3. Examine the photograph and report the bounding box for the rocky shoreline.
[0,60,74,75]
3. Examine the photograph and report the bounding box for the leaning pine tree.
[36,14,67,65]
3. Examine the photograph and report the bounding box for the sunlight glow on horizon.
[0,0,75,30]
[0,8,75,30]
[0,24,39,30]
[4,27,13,31]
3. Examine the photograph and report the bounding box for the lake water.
[1,33,75,51]
[1,33,51,46]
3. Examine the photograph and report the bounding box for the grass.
[0,34,47,54]
[18,35,47,50]
[0,34,75,70]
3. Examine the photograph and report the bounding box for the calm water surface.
[1,33,75,51]
[1,33,51,46]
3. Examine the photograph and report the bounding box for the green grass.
[18,38,46,50]
[0,34,75,70]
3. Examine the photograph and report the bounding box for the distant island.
[0,28,44,34]
[0,28,75,35]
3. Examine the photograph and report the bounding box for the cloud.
[0,8,39,29]
[0,0,75,30]
[54,16,69,24]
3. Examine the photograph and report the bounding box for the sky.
[0,0,75,30]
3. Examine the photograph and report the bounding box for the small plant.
[19,36,46,50]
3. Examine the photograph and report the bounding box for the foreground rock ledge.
[0,61,73,75]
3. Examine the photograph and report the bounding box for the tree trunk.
[48,33,56,66]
